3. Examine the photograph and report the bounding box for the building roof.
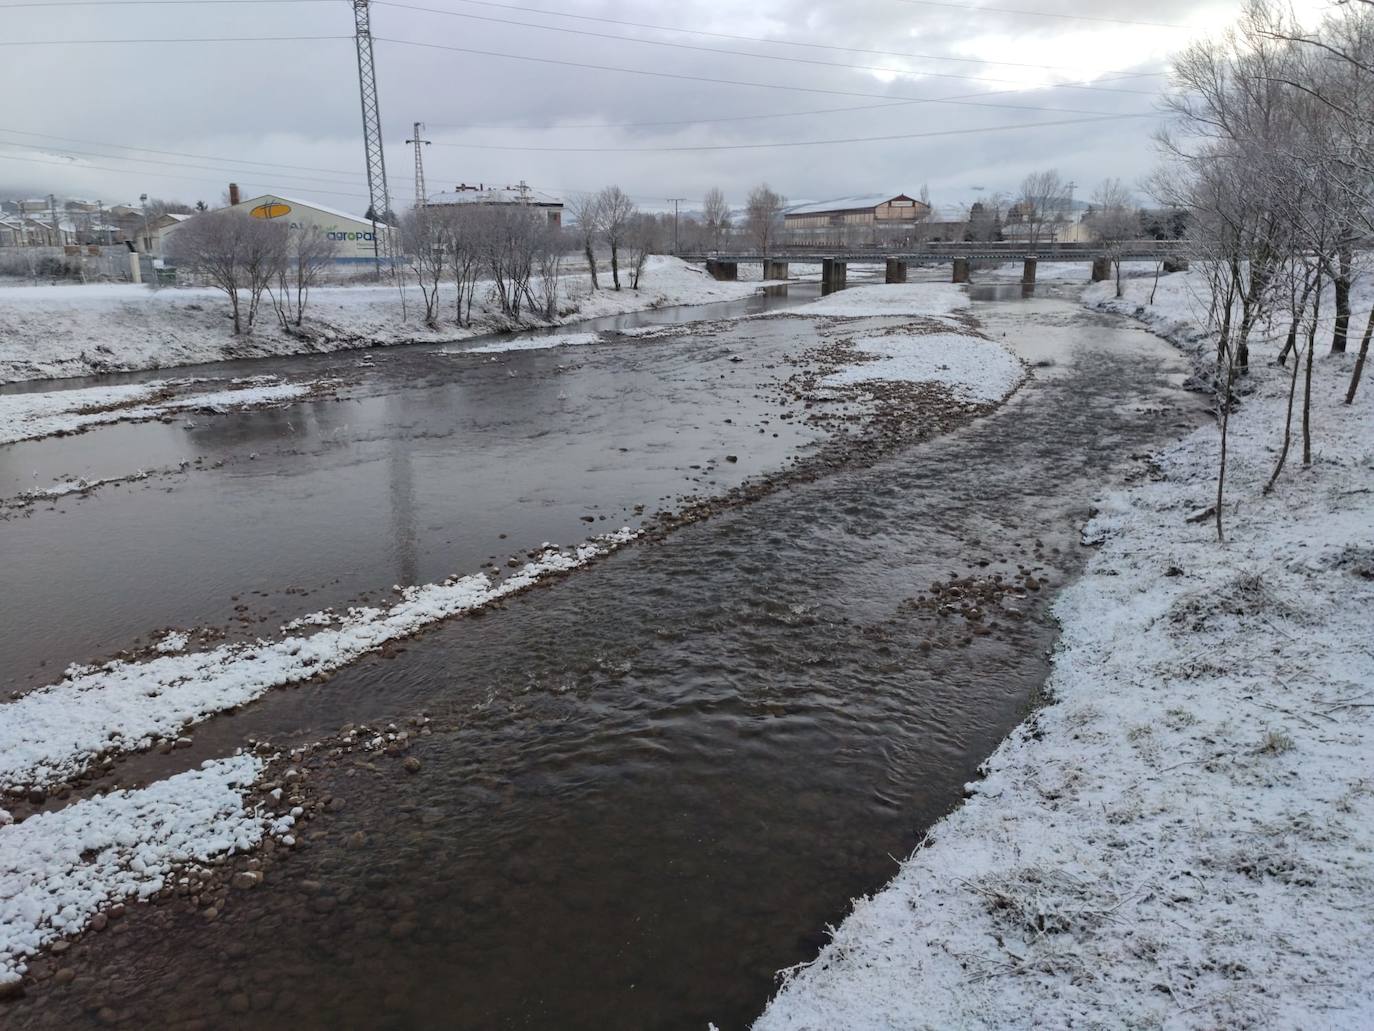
[785,193,922,216]
[235,194,385,228]
[429,185,562,207]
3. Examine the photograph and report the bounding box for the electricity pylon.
[353,0,392,272]
[406,122,431,211]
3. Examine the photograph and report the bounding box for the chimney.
[228,183,240,206]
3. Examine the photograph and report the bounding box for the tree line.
[1151,0,1373,537]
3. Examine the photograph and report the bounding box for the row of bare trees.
[400,204,568,328]
[167,210,337,335]
[1153,0,1374,537]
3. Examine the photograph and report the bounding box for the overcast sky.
[0,0,1336,216]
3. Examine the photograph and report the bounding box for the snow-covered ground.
[0,375,320,445]
[0,256,772,384]
[985,259,1160,281]
[757,272,1374,1028]
[0,532,637,795]
[0,754,282,987]
[824,332,1024,403]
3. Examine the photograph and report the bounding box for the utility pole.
[667,197,685,254]
[139,192,149,254]
[406,121,430,211]
[352,0,392,275]
[49,193,59,248]
[1064,180,1077,243]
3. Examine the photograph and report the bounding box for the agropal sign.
[246,197,381,259]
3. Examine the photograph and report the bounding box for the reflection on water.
[966,283,1044,301]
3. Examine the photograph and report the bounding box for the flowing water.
[4,287,1203,1030]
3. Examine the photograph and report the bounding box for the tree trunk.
[1114,256,1122,299]
[1345,305,1374,406]
[584,243,599,291]
[1215,347,1236,543]
[1331,246,1351,354]
[1303,278,1320,467]
[1149,261,1162,304]
[1265,340,1303,495]
[610,243,621,290]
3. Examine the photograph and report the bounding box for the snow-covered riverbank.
[758,273,1374,1028]
[0,256,770,384]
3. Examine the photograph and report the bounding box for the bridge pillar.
[1163,257,1190,273]
[1022,257,1038,287]
[763,259,789,280]
[952,258,970,284]
[706,259,738,281]
[1091,256,1112,283]
[822,258,848,292]
[884,259,907,284]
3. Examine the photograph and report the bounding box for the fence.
[0,244,141,283]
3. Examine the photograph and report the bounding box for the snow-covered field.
[758,273,1374,1028]
[0,755,281,987]
[0,256,772,384]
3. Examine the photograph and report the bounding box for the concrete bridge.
[681,240,1188,290]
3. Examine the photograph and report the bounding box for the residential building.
[428,182,563,226]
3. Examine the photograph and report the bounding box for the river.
[3,282,1203,1029]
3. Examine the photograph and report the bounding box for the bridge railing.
[679,240,1185,262]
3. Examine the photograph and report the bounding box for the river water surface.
[4,285,1201,1030]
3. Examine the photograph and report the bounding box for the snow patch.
[461,331,601,355]
[824,332,1024,403]
[792,282,971,319]
[0,754,269,983]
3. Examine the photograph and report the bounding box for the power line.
[0,138,367,191]
[0,127,368,180]
[0,153,375,201]
[0,0,332,6]
[376,36,1151,117]
[373,0,1164,77]
[374,0,1157,95]
[426,111,1155,153]
[0,34,350,45]
[890,0,1188,29]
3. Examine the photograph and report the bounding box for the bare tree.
[1017,169,1070,248]
[401,208,446,328]
[269,223,338,331]
[533,221,568,320]
[567,192,603,291]
[1086,178,1137,298]
[745,183,785,256]
[597,185,636,291]
[702,187,731,251]
[624,214,660,290]
[168,209,286,335]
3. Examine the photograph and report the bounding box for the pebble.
[231,871,263,890]
[90,912,108,932]
[402,756,422,774]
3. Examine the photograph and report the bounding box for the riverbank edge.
[0,256,780,386]
[754,274,1374,1028]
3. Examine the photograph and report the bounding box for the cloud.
[0,0,1330,214]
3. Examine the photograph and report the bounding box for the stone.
[231,871,263,890]
[90,912,109,932]
[0,979,24,1000]
[53,968,76,986]
[402,757,422,774]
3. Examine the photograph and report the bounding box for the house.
[428,182,563,226]
[141,212,192,255]
[783,193,934,246]
[0,215,26,247]
[784,193,932,229]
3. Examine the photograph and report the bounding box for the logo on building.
[249,201,292,220]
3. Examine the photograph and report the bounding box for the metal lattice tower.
[353,0,391,269]
[406,122,431,211]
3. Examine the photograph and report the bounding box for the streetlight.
[140,192,149,254]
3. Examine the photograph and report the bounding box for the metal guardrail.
[680,241,1186,263]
